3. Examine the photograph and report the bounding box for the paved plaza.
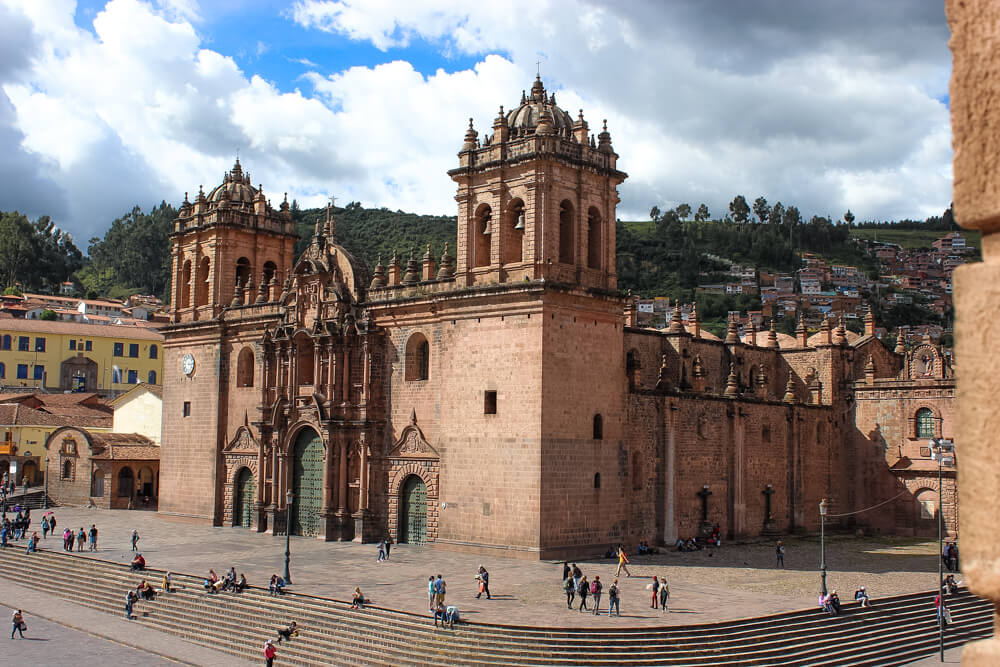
[3,507,948,629]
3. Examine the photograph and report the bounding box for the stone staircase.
[0,547,991,666]
[3,487,50,511]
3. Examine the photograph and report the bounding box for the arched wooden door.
[233,468,255,528]
[399,475,427,544]
[21,460,37,486]
[291,429,323,536]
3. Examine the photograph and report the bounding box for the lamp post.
[819,498,828,597]
[284,489,293,585]
[43,457,48,510]
[931,438,954,662]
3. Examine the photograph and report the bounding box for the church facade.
[158,77,956,558]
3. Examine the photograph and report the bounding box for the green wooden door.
[291,429,324,537]
[400,476,427,544]
[234,467,254,528]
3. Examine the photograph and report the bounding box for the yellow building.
[0,319,163,394]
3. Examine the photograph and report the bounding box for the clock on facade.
[181,353,196,376]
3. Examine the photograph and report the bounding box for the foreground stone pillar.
[947,0,1000,661]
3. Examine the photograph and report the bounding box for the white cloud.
[0,0,953,247]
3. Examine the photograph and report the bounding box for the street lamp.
[43,457,48,510]
[819,498,828,597]
[930,438,955,662]
[284,489,293,585]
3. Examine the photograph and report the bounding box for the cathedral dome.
[506,75,575,136]
[207,158,258,205]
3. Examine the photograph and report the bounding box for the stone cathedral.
[159,77,956,558]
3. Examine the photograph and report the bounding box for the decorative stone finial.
[462,118,479,151]
[724,363,740,397]
[666,304,685,334]
[894,329,906,354]
[724,315,741,345]
[765,320,779,349]
[437,242,456,279]
[783,376,796,403]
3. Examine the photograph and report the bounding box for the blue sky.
[0,0,953,242]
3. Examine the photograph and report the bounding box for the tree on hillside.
[695,204,710,222]
[769,202,785,226]
[0,212,33,289]
[649,205,661,222]
[0,211,83,292]
[752,197,770,224]
[729,195,750,224]
[843,209,855,226]
[675,203,691,220]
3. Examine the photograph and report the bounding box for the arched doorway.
[290,428,323,536]
[117,466,134,498]
[234,467,255,528]
[91,471,104,498]
[138,466,155,498]
[399,475,427,544]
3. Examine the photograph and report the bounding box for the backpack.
[609,584,619,600]
[590,581,599,594]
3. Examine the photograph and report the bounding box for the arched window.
[236,346,254,387]
[149,344,158,359]
[1,335,9,350]
[474,204,492,268]
[504,199,525,264]
[916,408,935,438]
[593,472,601,489]
[195,257,211,306]
[559,200,575,264]
[262,260,277,285]
[593,413,603,440]
[587,206,602,269]
[147,370,157,385]
[405,333,430,381]
[235,257,251,288]
[180,260,192,309]
[295,334,314,385]
[62,459,73,480]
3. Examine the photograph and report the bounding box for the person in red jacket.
[264,639,277,667]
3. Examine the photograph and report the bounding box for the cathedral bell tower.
[169,158,298,322]
[448,75,627,289]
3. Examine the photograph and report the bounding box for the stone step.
[0,547,991,666]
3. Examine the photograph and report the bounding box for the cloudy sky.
[0,0,952,244]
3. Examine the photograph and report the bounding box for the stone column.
[341,345,351,406]
[312,339,321,389]
[337,441,348,513]
[948,1,1000,661]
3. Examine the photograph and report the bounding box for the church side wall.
[160,331,223,522]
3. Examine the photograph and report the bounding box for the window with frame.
[33,365,44,380]
[404,333,430,381]
[18,336,28,351]
[16,364,27,379]
[148,370,157,384]
[113,342,123,357]
[128,343,138,358]
[183,401,191,417]
[916,408,935,438]
[61,459,73,480]
[62,439,76,454]
[127,369,138,384]
[0,362,5,379]
[149,344,158,359]
[484,390,497,415]
[85,340,92,351]
[593,414,604,440]
[69,339,76,350]
[34,337,45,352]
[0,335,9,350]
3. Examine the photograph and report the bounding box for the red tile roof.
[0,404,70,427]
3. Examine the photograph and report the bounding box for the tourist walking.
[571,563,582,589]
[40,516,48,540]
[475,565,491,600]
[131,529,140,551]
[77,527,86,552]
[608,578,621,617]
[264,639,277,667]
[561,562,570,582]
[649,575,659,609]
[376,539,386,562]
[577,576,590,612]
[776,541,785,568]
[10,609,25,638]
[615,546,632,577]
[433,574,446,607]
[24,531,37,554]
[88,524,98,551]
[564,575,576,609]
[428,576,435,611]
[658,577,670,613]
[65,527,74,551]
[384,535,391,560]
[947,543,959,572]
[591,575,603,615]
[124,590,137,620]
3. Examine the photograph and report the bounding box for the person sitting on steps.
[351,588,367,610]
[276,621,298,644]
[854,585,872,608]
[130,553,146,571]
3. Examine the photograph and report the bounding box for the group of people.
[204,567,247,594]
[561,562,623,616]
[62,525,98,552]
[942,542,960,572]
[375,536,392,562]
[2,509,32,543]
[427,573,460,628]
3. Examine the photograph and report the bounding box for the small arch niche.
[236,346,254,388]
[294,333,314,385]
[559,200,575,264]
[180,260,192,309]
[235,257,251,288]
[587,206,602,269]
[262,260,277,285]
[593,413,604,440]
[405,333,430,381]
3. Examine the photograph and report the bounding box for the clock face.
[181,353,195,376]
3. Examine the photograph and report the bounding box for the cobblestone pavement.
[16,507,947,628]
[0,606,174,665]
